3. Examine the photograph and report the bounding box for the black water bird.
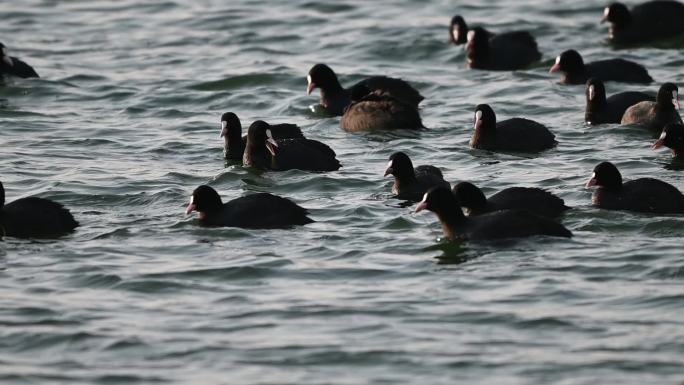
[621,82,682,131]
[243,120,340,171]
[0,42,39,79]
[652,123,684,160]
[306,63,424,116]
[469,104,557,153]
[584,78,654,124]
[465,27,541,71]
[340,86,424,131]
[384,152,450,201]
[549,50,652,85]
[585,161,684,213]
[186,185,312,228]
[219,112,304,160]
[0,181,78,238]
[601,1,684,45]
[416,186,572,241]
[452,181,569,218]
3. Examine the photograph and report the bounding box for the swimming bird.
[306,63,424,116]
[448,15,493,45]
[219,112,304,161]
[0,181,78,238]
[452,181,569,218]
[469,104,557,153]
[621,82,682,131]
[585,161,684,214]
[465,27,541,71]
[340,86,424,131]
[0,42,39,79]
[549,50,652,85]
[416,186,572,241]
[601,1,684,45]
[243,120,340,171]
[186,185,312,228]
[384,152,450,201]
[652,123,684,160]
[585,78,654,124]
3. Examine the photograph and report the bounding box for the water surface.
[1,1,683,384]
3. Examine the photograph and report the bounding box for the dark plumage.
[452,181,570,218]
[465,27,541,71]
[384,152,450,201]
[448,15,493,45]
[185,185,312,228]
[549,50,653,85]
[585,78,655,124]
[340,88,424,131]
[585,161,684,214]
[601,1,684,45]
[621,82,682,131]
[0,42,39,79]
[243,120,340,172]
[0,181,78,238]
[416,186,572,241]
[652,123,684,159]
[306,63,424,116]
[219,112,304,161]
[469,104,557,153]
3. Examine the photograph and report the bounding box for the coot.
[449,15,493,45]
[585,78,654,124]
[469,104,557,152]
[585,161,684,213]
[340,88,424,131]
[621,82,682,131]
[465,27,541,71]
[652,123,684,159]
[452,181,569,218]
[186,185,313,228]
[0,42,39,79]
[416,186,572,241]
[384,152,450,201]
[601,1,684,45]
[219,112,304,161]
[306,63,424,116]
[243,120,340,171]
[549,50,652,85]
[0,181,78,238]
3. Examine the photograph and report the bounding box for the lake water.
[1,1,683,384]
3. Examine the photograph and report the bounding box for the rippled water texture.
[1,1,683,384]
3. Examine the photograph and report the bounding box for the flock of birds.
[1,1,684,242]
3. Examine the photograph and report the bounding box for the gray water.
[1,0,683,384]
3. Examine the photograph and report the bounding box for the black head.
[186,185,223,218]
[246,120,269,146]
[601,3,631,25]
[246,120,280,157]
[307,63,342,95]
[384,151,415,179]
[586,78,607,104]
[473,103,496,133]
[586,161,623,190]
[0,180,5,207]
[550,50,584,75]
[415,186,463,218]
[0,42,13,67]
[465,27,489,55]
[652,123,684,153]
[656,83,679,110]
[449,15,468,44]
[219,112,242,139]
[452,182,487,211]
